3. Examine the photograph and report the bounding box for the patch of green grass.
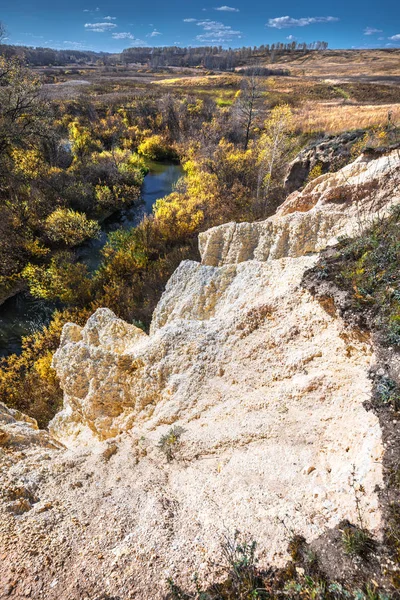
[332,86,351,101]
[165,529,392,599]
[342,525,375,559]
[166,531,269,600]
[216,97,233,107]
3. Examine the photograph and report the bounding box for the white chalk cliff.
[1,149,399,598]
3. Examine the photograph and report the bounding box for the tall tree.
[235,72,265,150]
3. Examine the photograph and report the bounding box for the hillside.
[1,146,399,599]
[261,49,400,77]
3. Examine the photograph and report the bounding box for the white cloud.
[85,22,117,32]
[103,16,116,21]
[22,33,44,39]
[149,29,162,37]
[112,34,147,46]
[389,33,400,41]
[286,34,296,40]
[183,18,197,22]
[195,19,242,42]
[112,32,134,39]
[110,32,147,46]
[364,27,383,35]
[83,7,102,14]
[63,40,91,49]
[267,15,339,29]
[214,5,239,12]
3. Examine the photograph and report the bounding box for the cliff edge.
[0,149,399,599]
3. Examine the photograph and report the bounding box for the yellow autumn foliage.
[154,191,204,240]
[45,208,100,246]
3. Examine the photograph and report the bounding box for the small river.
[0,162,183,358]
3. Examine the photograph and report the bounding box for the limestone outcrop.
[0,149,399,599]
[200,149,400,267]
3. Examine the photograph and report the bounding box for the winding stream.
[0,162,183,358]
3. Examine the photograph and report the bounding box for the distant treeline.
[120,42,329,70]
[0,44,109,66]
[0,40,328,70]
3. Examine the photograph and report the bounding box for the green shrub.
[307,163,323,182]
[138,135,178,161]
[23,253,93,305]
[45,208,100,247]
[376,376,400,410]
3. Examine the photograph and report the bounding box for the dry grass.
[263,49,400,78]
[153,74,241,88]
[293,101,400,134]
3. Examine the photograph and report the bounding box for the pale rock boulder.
[50,310,148,444]
[0,402,59,448]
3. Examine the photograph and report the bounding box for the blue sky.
[2,0,399,52]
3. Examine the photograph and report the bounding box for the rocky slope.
[283,130,367,194]
[0,149,399,599]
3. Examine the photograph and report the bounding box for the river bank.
[0,161,183,358]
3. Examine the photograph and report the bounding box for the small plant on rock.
[307,163,323,182]
[288,534,307,562]
[341,468,376,559]
[220,530,259,594]
[376,376,400,411]
[158,426,185,462]
[341,525,374,559]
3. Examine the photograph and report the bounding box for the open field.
[40,50,394,135]
[30,49,400,135]
[265,49,400,79]
[37,50,399,135]
[292,101,400,133]
[37,49,400,86]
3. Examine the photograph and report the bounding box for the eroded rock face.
[36,254,383,599]
[50,255,383,559]
[1,149,398,598]
[50,149,398,448]
[50,310,148,444]
[199,150,400,267]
